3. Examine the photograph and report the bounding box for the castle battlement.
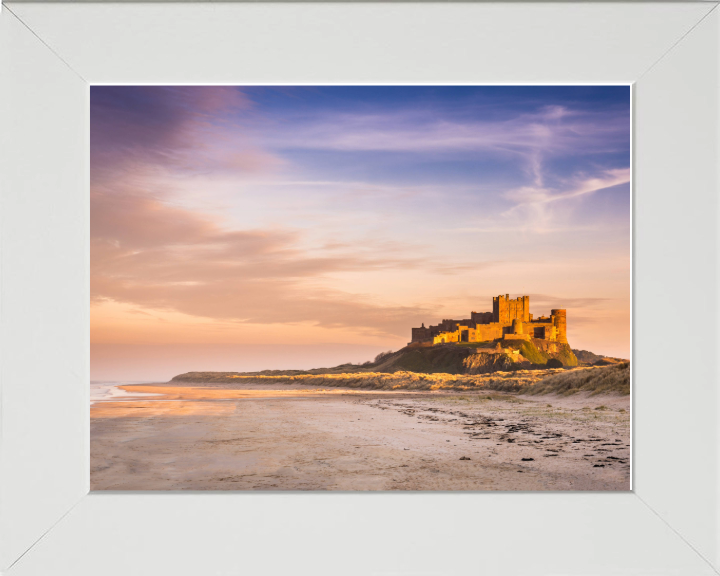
[410,295,568,346]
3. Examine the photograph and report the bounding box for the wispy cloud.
[528,294,613,309]
[447,168,629,235]
[493,168,630,232]
[260,105,628,158]
[91,86,282,181]
[504,168,630,208]
[91,190,474,337]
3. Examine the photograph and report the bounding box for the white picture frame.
[1,2,718,574]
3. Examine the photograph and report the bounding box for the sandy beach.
[91,381,630,491]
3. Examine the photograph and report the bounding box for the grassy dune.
[172,363,629,395]
[501,339,578,367]
[523,362,630,396]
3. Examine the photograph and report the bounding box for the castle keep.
[411,294,568,346]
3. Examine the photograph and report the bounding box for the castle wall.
[471,311,493,325]
[503,332,530,341]
[413,295,568,346]
[434,322,504,344]
[525,320,557,341]
[438,319,473,332]
[434,331,460,344]
[411,326,432,343]
[473,323,503,342]
[424,319,559,344]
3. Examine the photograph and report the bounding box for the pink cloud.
[91,86,281,181]
[91,190,446,338]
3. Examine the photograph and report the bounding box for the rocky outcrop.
[462,352,518,374]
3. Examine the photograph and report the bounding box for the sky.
[91,85,631,381]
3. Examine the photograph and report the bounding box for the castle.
[411,294,568,346]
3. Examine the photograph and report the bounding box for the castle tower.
[494,294,530,326]
[551,309,567,343]
[493,294,509,324]
[512,318,523,335]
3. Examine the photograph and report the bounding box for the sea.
[90,381,161,405]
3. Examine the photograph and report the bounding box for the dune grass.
[173,369,560,391]
[172,363,629,395]
[521,362,629,396]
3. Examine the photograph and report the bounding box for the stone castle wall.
[412,295,568,347]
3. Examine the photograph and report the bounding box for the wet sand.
[91,383,630,491]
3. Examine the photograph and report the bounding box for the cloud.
[91,190,448,338]
[248,100,629,237]
[504,168,630,208]
[527,294,613,309]
[91,86,281,180]
[452,168,630,234]
[260,105,629,158]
